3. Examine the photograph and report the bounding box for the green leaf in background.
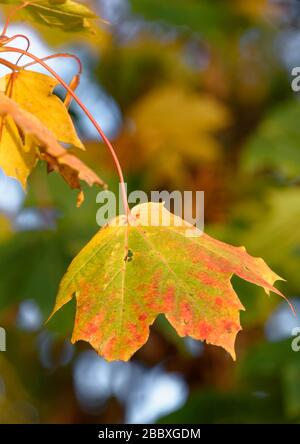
[0,228,77,336]
[238,338,300,422]
[0,230,69,315]
[130,0,247,42]
[282,359,300,420]
[238,339,294,388]
[96,40,198,112]
[238,188,300,293]
[0,0,97,32]
[242,101,300,179]
[161,338,300,423]
[159,389,283,423]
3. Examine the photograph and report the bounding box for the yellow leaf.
[119,86,232,187]
[0,214,12,242]
[237,0,280,20]
[0,115,37,188]
[0,70,83,148]
[0,70,84,188]
[0,92,105,204]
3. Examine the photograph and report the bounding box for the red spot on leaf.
[127,323,144,344]
[163,286,175,310]
[215,297,223,306]
[198,321,212,338]
[101,335,117,357]
[82,311,105,337]
[223,320,239,334]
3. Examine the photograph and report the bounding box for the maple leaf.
[0,0,97,33]
[0,92,105,205]
[0,112,38,189]
[0,70,84,189]
[0,71,83,148]
[50,202,289,361]
[131,87,231,155]
[116,86,231,188]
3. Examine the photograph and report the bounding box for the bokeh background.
[1,0,300,424]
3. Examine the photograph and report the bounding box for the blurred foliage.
[115,86,231,188]
[1,0,300,424]
[160,339,300,423]
[0,355,35,423]
[130,0,272,44]
[242,101,300,178]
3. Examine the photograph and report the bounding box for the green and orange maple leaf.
[50,202,290,361]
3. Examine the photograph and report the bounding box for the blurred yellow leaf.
[236,0,281,20]
[0,214,12,242]
[121,86,232,187]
